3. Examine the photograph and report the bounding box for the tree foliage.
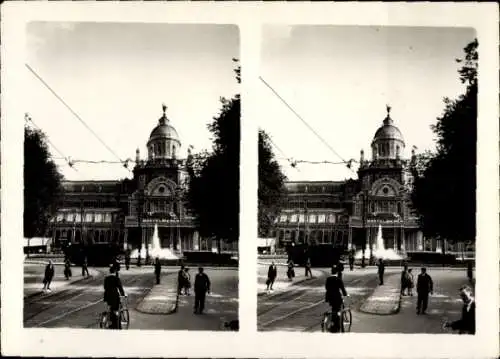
[185,60,240,249]
[411,39,477,244]
[24,125,64,238]
[258,130,287,237]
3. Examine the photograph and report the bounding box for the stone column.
[417,230,424,251]
[400,227,405,252]
[124,229,128,250]
[348,226,353,250]
[193,230,200,251]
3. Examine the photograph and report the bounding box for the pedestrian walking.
[42,260,55,292]
[194,267,211,314]
[466,262,473,283]
[154,257,161,285]
[125,250,130,270]
[82,256,90,278]
[348,251,355,271]
[184,267,192,295]
[287,259,295,281]
[407,268,414,296]
[401,264,409,295]
[64,257,72,280]
[137,253,142,267]
[443,285,475,334]
[305,258,312,277]
[377,258,385,285]
[178,265,186,295]
[266,262,277,292]
[416,267,433,315]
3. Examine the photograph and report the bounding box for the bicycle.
[99,295,130,329]
[321,296,352,333]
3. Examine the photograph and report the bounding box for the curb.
[135,273,179,315]
[358,274,402,316]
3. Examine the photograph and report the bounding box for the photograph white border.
[1,2,498,358]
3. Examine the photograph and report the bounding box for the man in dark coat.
[400,264,409,295]
[325,265,348,333]
[43,260,55,292]
[377,258,385,285]
[124,249,131,270]
[194,267,211,314]
[178,265,186,295]
[103,265,125,329]
[266,262,277,291]
[154,257,161,285]
[444,285,475,334]
[348,251,355,271]
[82,256,90,278]
[305,258,312,277]
[416,267,433,315]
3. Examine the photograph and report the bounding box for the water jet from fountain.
[130,224,179,260]
[355,224,403,260]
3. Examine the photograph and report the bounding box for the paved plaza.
[257,262,473,333]
[24,260,238,330]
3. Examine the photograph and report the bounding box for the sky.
[26,22,239,181]
[259,25,475,181]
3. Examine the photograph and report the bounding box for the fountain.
[130,224,179,260]
[355,224,403,260]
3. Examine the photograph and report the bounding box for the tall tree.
[258,130,287,237]
[186,60,240,252]
[411,39,477,246]
[24,125,64,238]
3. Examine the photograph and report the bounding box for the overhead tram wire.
[265,133,301,172]
[259,76,356,174]
[25,64,130,171]
[24,113,78,172]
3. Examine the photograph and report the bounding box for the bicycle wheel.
[120,309,130,329]
[321,312,330,332]
[99,312,110,329]
[342,309,352,332]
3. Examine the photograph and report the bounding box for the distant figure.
[154,257,161,285]
[305,258,312,277]
[137,253,142,267]
[287,259,295,281]
[42,260,55,292]
[266,262,277,292]
[183,267,192,295]
[361,255,366,268]
[416,267,433,315]
[348,251,355,271]
[178,265,186,295]
[377,258,385,285]
[64,258,72,280]
[444,285,475,334]
[194,267,211,314]
[401,264,409,295]
[407,268,414,296]
[112,256,121,277]
[103,265,125,329]
[124,250,131,270]
[82,256,90,278]
[467,262,473,283]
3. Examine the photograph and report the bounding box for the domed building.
[272,106,460,260]
[48,104,235,261]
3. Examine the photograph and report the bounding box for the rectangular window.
[328,214,336,223]
[298,214,305,223]
[308,214,316,223]
[317,214,326,223]
[74,213,82,222]
[57,213,64,222]
[95,213,103,222]
[290,214,298,223]
[65,213,75,222]
[280,215,288,223]
[85,213,93,222]
[104,213,112,223]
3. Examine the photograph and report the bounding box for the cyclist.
[325,265,348,333]
[103,264,126,329]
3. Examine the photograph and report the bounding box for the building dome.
[371,105,405,160]
[147,104,181,161]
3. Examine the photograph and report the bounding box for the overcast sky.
[26,22,239,181]
[259,25,475,181]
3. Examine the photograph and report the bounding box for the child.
[407,268,414,296]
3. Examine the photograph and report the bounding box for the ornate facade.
[273,107,465,255]
[49,105,236,254]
